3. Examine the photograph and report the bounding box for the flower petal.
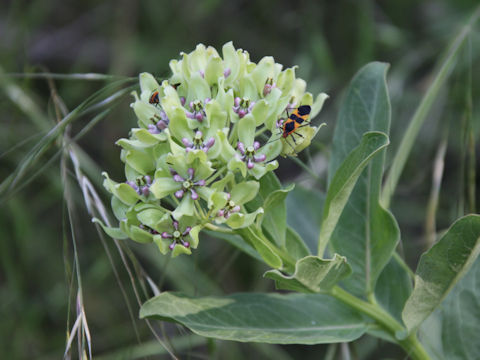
[231,181,260,205]
[237,113,256,147]
[150,177,181,199]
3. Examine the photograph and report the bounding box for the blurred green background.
[1,0,479,359]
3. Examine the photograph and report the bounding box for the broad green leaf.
[286,185,325,254]
[264,254,352,293]
[327,62,399,297]
[236,227,283,269]
[374,255,412,323]
[262,184,295,248]
[285,226,311,260]
[318,131,389,255]
[245,171,291,248]
[402,214,480,332]
[140,292,369,344]
[419,254,480,360]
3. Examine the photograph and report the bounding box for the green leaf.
[326,62,399,298]
[262,183,295,248]
[318,131,390,255]
[374,256,412,323]
[419,249,480,360]
[92,218,128,239]
[285,226,311,260]
[236,227,282,269]
[265,254,352,293]
[402,215,480,333]
[286,185,325,254]
[140,292,369,344]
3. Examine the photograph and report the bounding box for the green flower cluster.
[98,42,328,257]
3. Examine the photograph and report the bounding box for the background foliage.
[1,0,479,359]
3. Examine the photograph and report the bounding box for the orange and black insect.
[149,91,160,106]
[281,105,311,144]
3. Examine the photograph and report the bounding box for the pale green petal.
[172,244,191,257]
[228,157,247,178]
[276,67,296,94]
[211,171,234,192]
[129,225,154,244]
[186,149,208,164]
[131,97,161,129]
[193,159,215,180]
[125,149,155,174]
[136,208,165,229]
[189,225,202,248]
[139,72,161,102]
[250,56,275,95]
[196,186,216,207]
[237,114,256,147]
[226,207,264,229]
[204,56,223,86]
[222,41,240,86]
[150,177,180,199]
[250,160,278,180]
[217,130,237,162]
[311,92,329,118]
[210,191,229,213]
[172,195,195,219]
[239,74,257,100]
[161,84,182,113]
[231,181,260,205]
[166,108,191,143]
[132,128,167,144]
[187,72,211,105]
[92,218,128,239]
[205,100,227,134]
[251,100,269,126]
[153,234,170,254]
[259,137,282,161]
[111,196,129,221]
[292,78,307,102]
[103,172,140,205]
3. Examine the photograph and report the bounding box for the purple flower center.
[263,78,276,97]
[161,219,192,250]
[182,130,215,153]
[148,109,170,134]
[171,167,206,200]
[217,193,242,219]
[233,97,255,119]
[236,141,266,169]
[185,99,210,122]
[126,175,152,196]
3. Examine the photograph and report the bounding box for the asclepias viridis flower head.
[96,42,328,258]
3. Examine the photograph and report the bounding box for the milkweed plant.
[96,42,480,360]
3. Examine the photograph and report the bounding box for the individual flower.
[219,114,280,179]
[152,214,201,257]
[149,154,216,218]
[211,180,263,229]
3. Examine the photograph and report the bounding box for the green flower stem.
[253,227,297,269]
[330,286,430,360]
[206,166,227,185]
[254,126,268,138]
[204,223,233,233]
[228,121,238,144]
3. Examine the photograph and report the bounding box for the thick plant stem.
[330,286,430,360]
